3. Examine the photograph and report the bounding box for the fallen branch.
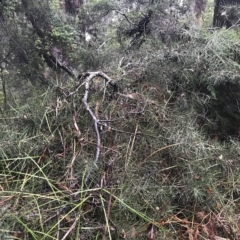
[77,71,118,186]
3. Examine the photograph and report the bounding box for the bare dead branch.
[70,71,117,186]
[115,10,136,25]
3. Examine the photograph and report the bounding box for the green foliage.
[1,0,21,16]
[1,0,240,239]
[51,24,78,44]
[85,0,115,12]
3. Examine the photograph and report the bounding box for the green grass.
[1,78,240,240]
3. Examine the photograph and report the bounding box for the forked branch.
[76,71,118,185]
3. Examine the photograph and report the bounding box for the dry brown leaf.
[193,225,200,240]
[121,229,127,239]
[147,224,155,239]
[130,227,136,238]
[214,237,230,240]
[207,187,214,194]
[201,224,210,238]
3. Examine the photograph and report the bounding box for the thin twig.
[115,10,136,25]
[56,211,60,240]
[61,216,80,240]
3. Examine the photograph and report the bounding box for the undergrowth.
[1,74,240,240]
[1,0,240,239]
